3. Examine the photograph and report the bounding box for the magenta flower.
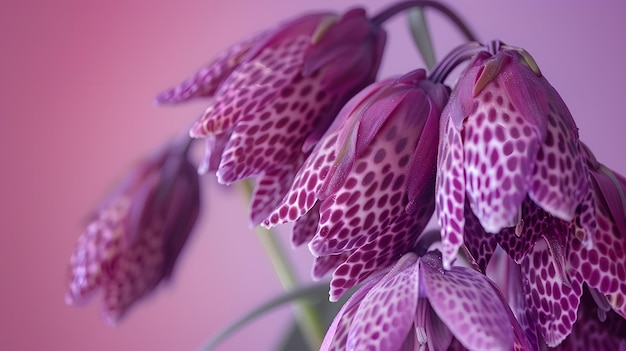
[568,143,626,319]
[65,140,200,325]
[321,250,531,351]
[264,69,448,300]
[436,44,596,269]
[156,8,385,225]
[459,138,626,346]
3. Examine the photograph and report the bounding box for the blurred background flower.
[1,1,624,350]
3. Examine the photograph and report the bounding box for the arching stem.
[372,0,477,42]
[428,41,486,84]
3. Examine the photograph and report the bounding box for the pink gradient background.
[1,1,624,350]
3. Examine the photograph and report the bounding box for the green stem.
[238,180,325,351]
[202,282,330,351]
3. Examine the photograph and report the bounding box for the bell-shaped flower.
[321,250,531,351]
[514,232,584,347]
[264,69,449,300]
[463,140,626,345]
[155,8,385,225]
[65,139,200,325]
[568,143,626,318]
[436,44,596,269]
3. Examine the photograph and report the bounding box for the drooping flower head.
[436,42,596,269]
[264,69,449,300]
[458,139,626,347]
[156,8,386,225]
[321,249,531,351]
[65,139,200,325]
[568,143,626,318]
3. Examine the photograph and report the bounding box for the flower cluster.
[66,1,626,350]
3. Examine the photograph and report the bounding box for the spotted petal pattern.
[320,278,381,351]
[264,79,396,227]
[309,89,434,256]
[154,32,263,104]
[66,143,200,325]
[67,198,132,308]
[437,46,594,269]
[193,36,334,184]
[462,79,539,233]
[346,253,419,351]
[569,206,626,318]
[420,252,514,351]
[497,197,545,264]
[250,160,303,226]
[436,111,466,269]
[521,237,583,346]
[328,190,433,300]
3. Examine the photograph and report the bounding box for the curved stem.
[238,180,325,351]
[371,0,477,42]
[428,41,485,83]
[202,282,330,351]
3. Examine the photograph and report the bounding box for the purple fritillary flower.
[156,8,385,225]
[65,140,200,325]
[485,245,593,349]
[321,250,528,351]
[436,45,596,269]
[264,69,449,300]
[568,143,626,319]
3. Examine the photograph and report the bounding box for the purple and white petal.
[66,198,130,306]
[320,277,381,351]
[215,66,333,183]
[463,77,539,233]
[154,32,263,104]
[527,104,589,223]
[249,164,301,226]
[436,113,466,269]
[420,251,514,351]
[309,89,432,255]
[521,237,583,346]
[190,35,311,138]
[414,298,453,351]
[569,206,626,318]
[328,194,433,301]
[496,197,545,263]
[347,253,419,351]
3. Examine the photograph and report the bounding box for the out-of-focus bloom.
[65,139,200,325]
[156,8,386,225]
[264,69,449,300]
[436,44,596,269]
[321,250,531,351]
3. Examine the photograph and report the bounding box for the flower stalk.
[371,0,477,42]
[239,179,325,351]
